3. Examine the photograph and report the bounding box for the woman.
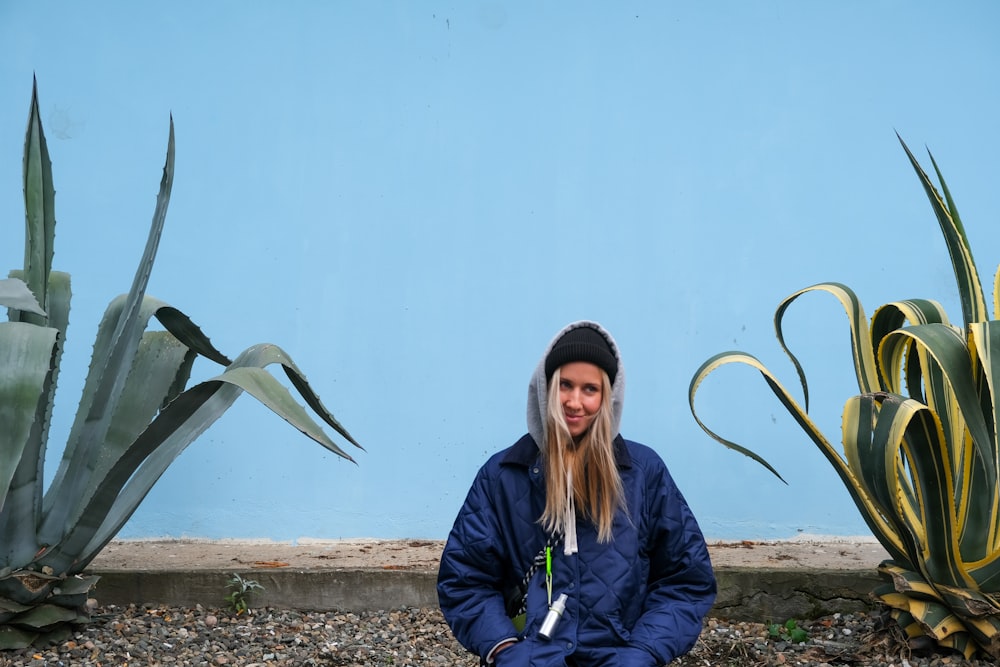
[438,321,716,666]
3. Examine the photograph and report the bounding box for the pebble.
[2,605,998,666]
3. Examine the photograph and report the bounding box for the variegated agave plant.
[689,136,1000,659]
[0,80,361,649]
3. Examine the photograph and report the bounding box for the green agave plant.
[689,136,1000,659]
[0,80,361,649]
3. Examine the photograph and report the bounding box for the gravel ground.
[2,604,995,666]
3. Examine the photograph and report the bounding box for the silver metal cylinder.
[537,593,568,640]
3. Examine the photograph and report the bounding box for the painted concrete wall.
[2,1,998,542]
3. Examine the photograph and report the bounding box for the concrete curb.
[90,565,883,622]
[712,567,881,621]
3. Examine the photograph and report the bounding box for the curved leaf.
[40,342,358,572]
[869,299,951,405]
[881,325,996,496]
[154,304,231,366]
[690,351,913,559]
[688,351,788,481]
[0,323,58,565]
[774,282,881,403]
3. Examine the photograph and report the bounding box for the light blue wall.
[2,2,999,542]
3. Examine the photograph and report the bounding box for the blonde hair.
[539,367,624,543]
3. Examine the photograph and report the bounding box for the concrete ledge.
[93,568,440,613]
[84,539,891,621]
[90,565,882,622]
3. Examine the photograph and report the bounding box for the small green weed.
[767,618,809,644]
[224,573,264,615]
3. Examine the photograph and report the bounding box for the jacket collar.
[503,433,632,469]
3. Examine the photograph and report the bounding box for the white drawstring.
[564,469,578,555]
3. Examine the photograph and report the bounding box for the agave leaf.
[841,395,912,562]
[775,282,882,399]
[880,325,996,498]
[896,134,987,327]
[216,361,361,454]
[879,560,945,601]
[39,342,359,573]
[43,294,143,525]
[10,602,84,629]
[934,580,1000,618]
[0,597,29,615]
[966,614,1000,657]
[883,397,967,589]
[967,321,1000,553]
[877,572,980,660]
[7,271,71,540]
[41,121,174,542]
[0,569,58,606]
[51,574,97,597]
[869,300,951,406]
[877,601,922,638]
[689,349,906,558]
[154,304,231,367]
[81,345,362,561]
[868,299,955,408]
[908,600,971,652]
[0,278,44,316]
[0,597,27,624]
[105,333,193,453]
[691,356,922,562]
[0,323,58,564]
[20,77,54,327]
[0,625,37,650]
[870,299,951,351]
[688,351,790,482]
[40,295,227,546]
[875,325,1000,567]
[974,555,1000,594]
[47,574,99,609]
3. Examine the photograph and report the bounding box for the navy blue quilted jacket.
[437,322,717,666]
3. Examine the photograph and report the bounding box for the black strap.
[505,532,561,619]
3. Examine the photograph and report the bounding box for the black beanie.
[544,326,618,383]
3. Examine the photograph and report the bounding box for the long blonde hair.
[539,367,624,543]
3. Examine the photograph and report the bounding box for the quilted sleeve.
[437,463,521,660]
[627,461,717,665]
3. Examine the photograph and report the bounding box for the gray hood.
[527,320,625,449]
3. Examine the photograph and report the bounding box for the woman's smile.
[558,361,604,438]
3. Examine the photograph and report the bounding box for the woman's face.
[558,361,604,439]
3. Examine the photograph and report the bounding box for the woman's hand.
[492,639,516,656]
[492,638,529,666]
